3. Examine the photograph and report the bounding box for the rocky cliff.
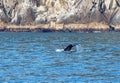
[0,0,120,32]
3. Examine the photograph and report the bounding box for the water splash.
[75,44,83,52]
[55,44,83,53]
[55,49,64,52]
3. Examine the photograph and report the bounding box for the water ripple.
[0,32,120,82]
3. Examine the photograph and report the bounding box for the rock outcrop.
[0,0,120,32]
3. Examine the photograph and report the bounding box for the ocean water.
[0,32,120,83]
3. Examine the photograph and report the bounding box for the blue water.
[0,32,120,83]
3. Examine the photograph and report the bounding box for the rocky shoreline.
[0,0,120,32]
[0,22,120,32]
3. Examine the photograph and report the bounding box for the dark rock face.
[0,27,56,32]
[109,25,115,31]
[0,9,9,22]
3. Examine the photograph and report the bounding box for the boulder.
[35,14,47,24]
[11,4,35,25]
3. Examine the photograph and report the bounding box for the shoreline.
[0,22,120,32]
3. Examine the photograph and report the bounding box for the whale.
[64,44,76,51]
[56,43,81,52]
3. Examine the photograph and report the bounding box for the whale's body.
[56,44,81,52]
[64,44,75,51]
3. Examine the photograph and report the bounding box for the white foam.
[55,49,64,52]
